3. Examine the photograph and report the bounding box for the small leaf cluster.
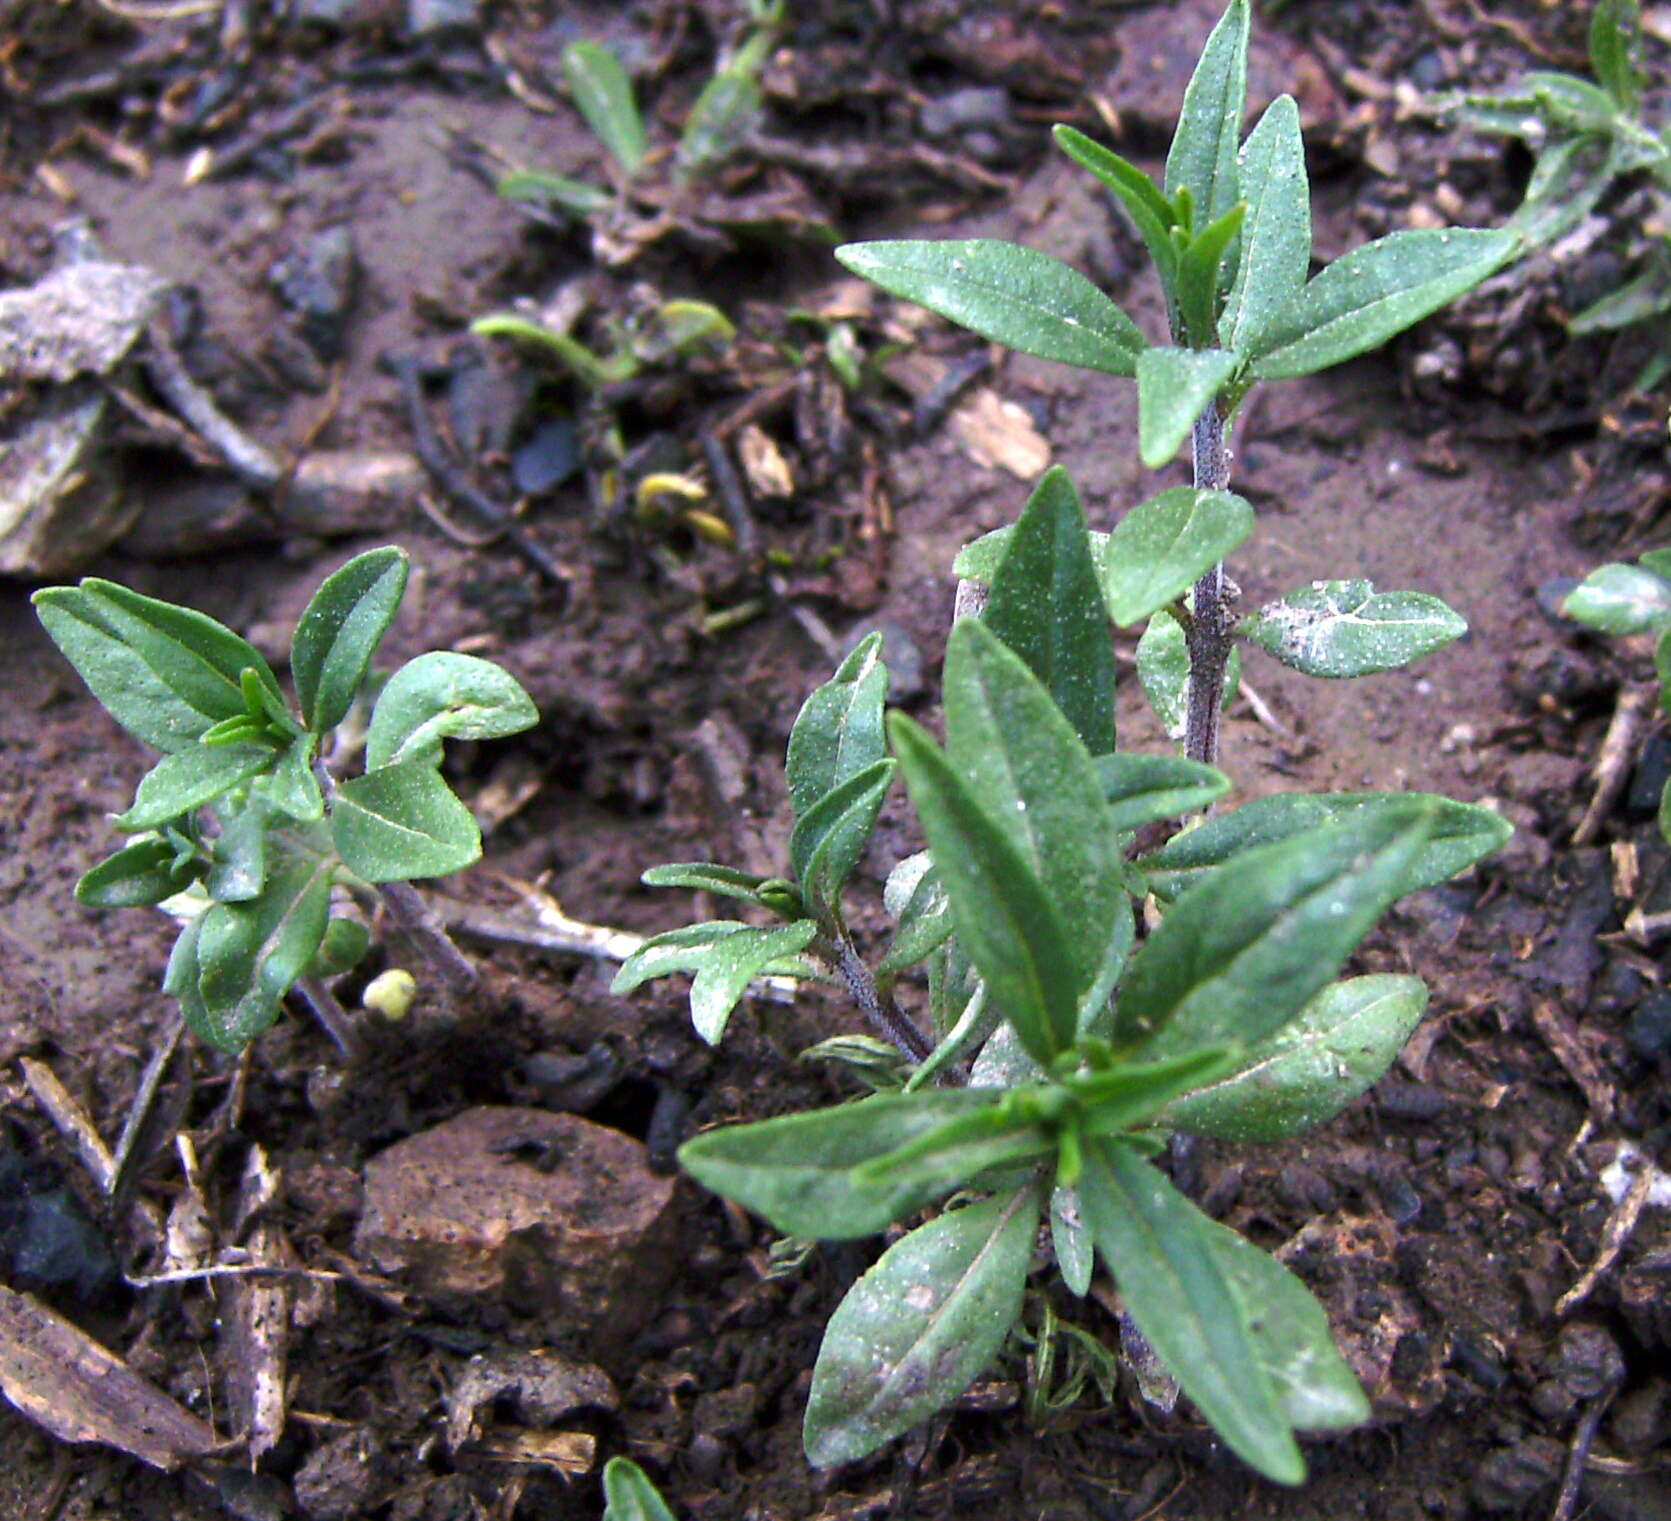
[495,4,782,227]
[1457,0,1671,387]
[1565,547,1671,832]
[33,548,537,1053]
[620,469,1509,1482]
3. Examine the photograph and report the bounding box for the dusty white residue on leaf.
[905,1283,936,1312]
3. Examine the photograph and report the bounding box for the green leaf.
[1050,1184,1093,1296]
[983,465,1117,755]
[1114,800,1437,1059]
[602,1457,677,1521]
[1220,95,1310,356]
[76,837,200,908]
[942,620,1125,1008]
[291,547,409,735]
[804,1183,1042,1467]
[1165,974,1428,1142]
[1070,1046,1242,1138]
[1134,610,1240,740]
[1099,486,1253,625]
[562,41,647,176]
[642,862,772,903]
[800,1034,913,1092]
[678,1090,1013,1238]
[194,855,333,1053]
[677,71,763,175]
[790,758,895,920]
[206,800,269,902]
[879,852,954,973]
[1093,752,1230,831]
[1239,579,1467,677]
[1136,349,1240,468]
[851,1102,1054,1194]
[612,919,818,1044]
[1589,0,1642,112]
[1196,1215,1369,1432]
[786,633,888,820]
[835,240,1147,377]
[330,760,482,883]
[1053,126,1178,288]
[262,735,324,824]
[163,915,213,1046]
[309,916,371,978]
[1140,790,1510,901]
[365,652,539,770]
[34,583,281,753]
[1562,562,1671,635]
[469,315,632,389]
[496,169,614,218]
[1164,0,1250,230]
[1176,204,1246,348]
[1657,627,1671,718]
[889,711,1080,1066]
[115,742,276,832]
[1247,228,1516,379]
[1569,262,1671,334]
[1079,1138,1303,1485]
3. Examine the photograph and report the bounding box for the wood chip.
[1574,683,1656,846]
[0,1284,219,1470]
[225,1146,290,1463]
[1558,1161,1654,1317]
[1531,1000,1615,1126]
[20,1058,115,1193]
[947,388,1051,480]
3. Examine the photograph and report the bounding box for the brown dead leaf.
[948,389,1051,480]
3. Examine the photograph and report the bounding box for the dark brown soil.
[1,3,1669,1519]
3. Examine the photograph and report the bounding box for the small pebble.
[1472,1435,1564,1511]
[1627,991,1671,1059]
[1554,1321,1625,1399]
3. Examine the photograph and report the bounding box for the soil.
[0,2,1669,1518]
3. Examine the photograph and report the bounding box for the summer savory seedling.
[616,0,1515,1487]
[34,547,537,1054]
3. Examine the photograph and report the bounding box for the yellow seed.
[363,968,417,1022]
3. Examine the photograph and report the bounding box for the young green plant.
[616,0,1514,1487]
[34,547,537,1054]
[1456,0,1671,388]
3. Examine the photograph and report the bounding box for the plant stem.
[377,880,480,994]
[828,932,933,1063]
[1182,405,1235,767]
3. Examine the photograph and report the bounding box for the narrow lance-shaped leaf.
[1139,789,1510,901]
[562,41,647,177]
[366,652,539,770]
[194,854,334,1053]
[1247,228,1517,379]
[982,465,1117,755]
[836,240,1147,377]
[641,862,773,903]
[942,620,1125,1004]
[601,1458,677,1521]
[889,712,1080,1065]
[1098,485,1253,626]
[115,742,277,832]
[1136,348,1240,468]
[1164,0,1250,231]
[1589,0,1643,113]
[1220,94,1310,356]
[1093,752,1230,832]
[1082,1138,1302,1483]
[803,1183,1042,1467]
[76,837,200,909]
[1053,126,1178,288]
[1050,1185,1094,1296]
[496,169,614,218]
[850,1103,1054,1195]
[1239,579,1467,677]
[879,852,953,973]
[785,632,888,819]
[1195,1210,1369,1433]
[33,583,280,753]
[790,759,895,922]
[1165,973,1428,1142]
[1114,800,1437,1059]
[678,1089,1012,1239]
[1175,203,1246,348]
[291,547,409,735]
[330,759,482,883]
[612,919,818,1045]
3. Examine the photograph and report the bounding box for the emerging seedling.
[617,0,1516,1487]
[34,547,537,1053]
